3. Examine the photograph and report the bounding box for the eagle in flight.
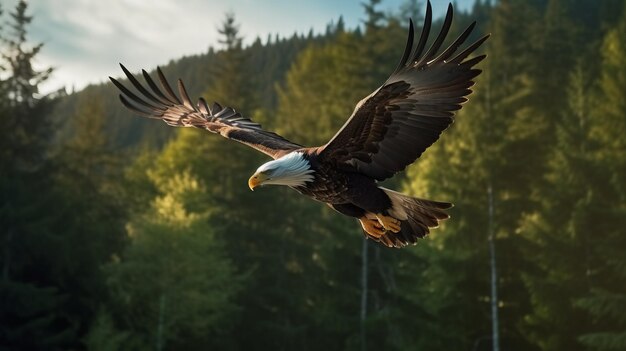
[110,1,488,248]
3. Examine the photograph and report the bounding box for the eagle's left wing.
[319,2,489,181]
[110,64,302,159]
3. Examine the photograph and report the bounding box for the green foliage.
[83,309,130,351]
[103,170,242,349]
[402,2,545,349]
[0,0,55,171]
[206,13,253,113]
[0,2,125,349]
[0,2,75,349]
[520,62,596,351]
[572,9,626,350]
[218,12,243,50]
[276,32,374,145]
[2,0,53,107]
[2,1,626,350]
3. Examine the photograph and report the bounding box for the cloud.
[20,0,472,94]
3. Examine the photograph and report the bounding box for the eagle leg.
[375,214,401,233]
[359,217,385,238]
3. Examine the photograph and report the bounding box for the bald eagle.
[110,2,488,248]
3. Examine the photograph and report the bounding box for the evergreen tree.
[206,12,251,111]
[0,3,127,348]
[398,0,423,25]
[520,62,597,351]
[402,1,543,349]
[0,1,76,348]
[2,0,52,108]
[0,0,55,170]
[362,0,386,31]
[103,170,242,350]
[276,32,374,145]
[217,12,242,50]
[575,9,626,350]
[519,2,626,351]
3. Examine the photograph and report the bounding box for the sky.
[24,0,474,94]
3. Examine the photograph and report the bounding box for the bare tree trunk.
[488,183,500,351]
[360,237,368,351]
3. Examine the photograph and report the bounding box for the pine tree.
[205,12,252,111]
[104,170,242,350]
[401,1,543,349]
[0,1,79,348]
[276,32,375,145]
[520,61,597,351]
[2,0,52,107]
[518,2,626,350]
[574,9,626,350]
[362,0,386,31]
[217,12,242,50]
[398,0,423,25]
[53,90,127,285]
[0,0,55,170]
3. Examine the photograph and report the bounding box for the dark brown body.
[284,148,452,247]
[292,148,392,218]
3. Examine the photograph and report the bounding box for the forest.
[1,0,625,350]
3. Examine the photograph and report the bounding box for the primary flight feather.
[110,1,488,248]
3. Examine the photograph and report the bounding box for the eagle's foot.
[375,214,401,233]
[359,217,385,238]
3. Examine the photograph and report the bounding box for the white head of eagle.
[248,152,315,189]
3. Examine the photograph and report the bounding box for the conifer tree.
[574,9,626,350]
[205,12,251,111]
[0,1,77,348]
[520,62,596,351]
[363,0,385,31]
[401,1,543,349]
[0,0,54,169]
[398,0,423,25]
[103,170,241,350]
[519,2,626,350]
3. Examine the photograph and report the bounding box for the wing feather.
[110,64,302,159]
[416,3,453,66]
[141,69,174,105]
[320,1,488,181]
[411,2,432,62]
[156,67,183,104]
[177,79,195,109]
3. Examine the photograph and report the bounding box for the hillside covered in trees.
[2,0,626,350]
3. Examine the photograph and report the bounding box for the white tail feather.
[380,187,409,220]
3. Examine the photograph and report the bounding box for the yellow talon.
[375,214,401,233]
[359,217,385,238]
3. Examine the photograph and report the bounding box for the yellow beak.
[248,173,268,191]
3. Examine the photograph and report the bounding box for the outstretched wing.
[319,2,489,181]
[110,64,302,159]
